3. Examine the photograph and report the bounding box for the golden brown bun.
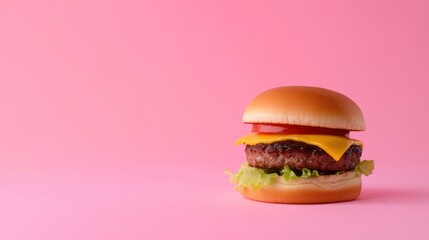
[243,86,366,131]
[239,172,362,204]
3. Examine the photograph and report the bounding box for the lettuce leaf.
[280,166,319,181]
[280,165,298,181]
[226,160,374,190]
[225,165,278,190]
[354,160,375,176]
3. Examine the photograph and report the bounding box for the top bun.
[243,86,365,131]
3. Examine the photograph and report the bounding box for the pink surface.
[1,0,428,239]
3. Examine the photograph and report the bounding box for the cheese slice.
[235,133,362,161]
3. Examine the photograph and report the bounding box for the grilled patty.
[245,140,362,172]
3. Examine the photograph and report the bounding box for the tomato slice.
[251,123,349,137]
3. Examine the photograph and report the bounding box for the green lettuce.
[225,165,278,190]
[354,160,375,176]
[226,160,374,190]
[280,165,319,181]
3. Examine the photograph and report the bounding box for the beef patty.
[245,140,362,172]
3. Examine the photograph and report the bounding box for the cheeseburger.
[227,86,374,203]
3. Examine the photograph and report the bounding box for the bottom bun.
[239,172,362,204]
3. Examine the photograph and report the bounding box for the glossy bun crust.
[243,86,366,131]
[239,173,362,204]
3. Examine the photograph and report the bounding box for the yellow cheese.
[235,134,362,161]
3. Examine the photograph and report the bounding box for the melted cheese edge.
[235,134,362,161]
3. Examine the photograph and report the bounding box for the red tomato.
[251,123,349,137]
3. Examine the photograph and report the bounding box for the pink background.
[1,0,428,239]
